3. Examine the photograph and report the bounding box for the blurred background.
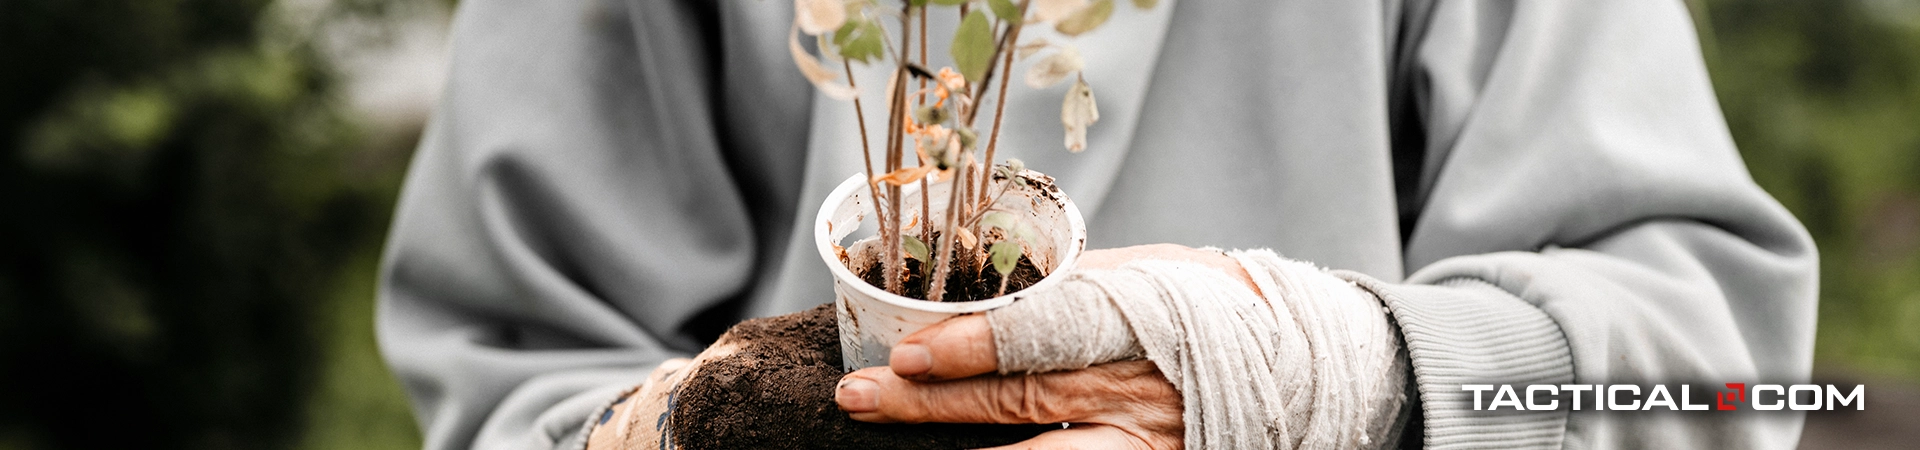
[0,0,1915,448]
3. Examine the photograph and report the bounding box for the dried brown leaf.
[795,0,846,35]
[1032,0,1087,23]
[790,27,857,100]
[955,226,978,249]
[1025,45,1083,88]
[1016,38,1052,60]
[872,165,937,186]
[1061,78,1099,152]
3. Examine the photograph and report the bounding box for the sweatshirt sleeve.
[1374,0,1820,448]
[374,1,809,449]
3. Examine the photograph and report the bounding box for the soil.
[856,245,1046,302]
[669,304,1053,449]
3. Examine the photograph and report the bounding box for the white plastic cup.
[814,171,1086,370]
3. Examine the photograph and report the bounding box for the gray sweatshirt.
[376,0,1819,449]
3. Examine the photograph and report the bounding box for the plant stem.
[915,5,932,290]
[882,95,904,293]
[883,119,905,295]
[919,179,931,286]
[880,70,904,295]
[963,180,1017,229]
[970,1,1025,211]
[845,59,887,231]
[977,26,1018,211]
[958,155,981,276]
[927,161,967,302]
[961,154,975,226]
[917,6,928,107]
[881,4,914,295]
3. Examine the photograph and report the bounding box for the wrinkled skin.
[589,244,1249,449]
[834,244,1254,450]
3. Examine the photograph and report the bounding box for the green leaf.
[990,240,1023,276]
[930,0,969,5]
[980,210,1042,243]
[833,19,859,46]
[951,10,995,82]
[989,0,1022,24]
[837,19,886,63]
[978,211,1016,232]
[1014,225,1040,243]
[904,234,931,262]
[1055,0,1114,37]
[992,158,1027,180]
[1131,0,1158,9]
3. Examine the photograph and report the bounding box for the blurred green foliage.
[0,1,1916,449]
[1693,0,1920,381]
[0,0,420,449]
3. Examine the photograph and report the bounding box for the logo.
[1461,383,1864,411]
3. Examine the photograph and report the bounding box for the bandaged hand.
[835,244,1411,449]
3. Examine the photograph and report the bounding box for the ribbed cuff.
[1334,272,1574,449]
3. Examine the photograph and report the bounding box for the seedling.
[793,0,1152,300]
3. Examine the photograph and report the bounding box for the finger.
[632,357,696,406]
[837,360,1177,425]
[638,357,693,394]
[890,314,997,381]
[979,424,1162,450]
[648,358,693,383]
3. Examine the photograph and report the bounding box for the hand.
[585,339,741,449]
[837,244,1410,449]
[584,357,694,450]
[835,316,1184,449]
[833,244,1245,449]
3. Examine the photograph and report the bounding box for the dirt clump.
[669,304,1053,449]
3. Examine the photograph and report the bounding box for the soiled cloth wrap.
[987,249,1409,449]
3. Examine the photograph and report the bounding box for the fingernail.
[836,378,880,412]
[890,343,933,376]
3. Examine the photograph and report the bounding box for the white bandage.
[987,249,1408,449]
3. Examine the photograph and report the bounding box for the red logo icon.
[1716,383,1747,410]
